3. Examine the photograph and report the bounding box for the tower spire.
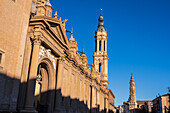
[69,27,74,41]
[100,9,102,16]
[131,73,134,80]
[97,9,105,31]
[128,73,137,110]
[83,45,84,53]
[71,27,73,34]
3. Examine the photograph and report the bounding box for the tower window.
[47,10,49,16]
[104,40,105,51]
[99,63,101,72]
[99,40,101,51]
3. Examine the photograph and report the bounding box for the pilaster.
[55,57,64,112]
[21,36,41,113]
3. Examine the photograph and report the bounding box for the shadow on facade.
[0,72,109,113]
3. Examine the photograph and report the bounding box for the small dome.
[69,33,74,41]
[45,1,52,7]
[99,15,104,21]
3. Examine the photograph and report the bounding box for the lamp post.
[36,65,42,85]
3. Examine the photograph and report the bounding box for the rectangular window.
[0,49,5,69]
[104,41,105,51]
[99,40,101,51]
[99,63,101,72]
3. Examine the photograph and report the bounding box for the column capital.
[58,56,65,64]
[32,36,41,45]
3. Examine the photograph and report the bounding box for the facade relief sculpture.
[39,46,57,69]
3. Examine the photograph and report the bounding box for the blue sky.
[50,0,170,106]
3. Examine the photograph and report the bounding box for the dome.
[45,1,52,7]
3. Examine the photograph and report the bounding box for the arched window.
[99,63,101,72]
[99,40,101,51]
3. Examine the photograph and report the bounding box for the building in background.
[0,0,115,113]
[152,94,170,113]
[119,74,153,113]
[119,103,129,113]
[136,100,153,113]
[128,73,137,111]
[108,89,117,113]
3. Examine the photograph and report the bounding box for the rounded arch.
[34,57,57,113]
[38,57,56,90]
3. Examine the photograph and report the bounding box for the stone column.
[87,84,91,110]
[66,66,71,112]
[100,92,104,112]
[76,72,80,112]
[55,57,63,111]
[97,89,100,112]
[17,35,32,110]
[101,40,104,51]
[73,71,77,112]
[91,86,96,113]
[23,37,41,112]
[97,39,99,51]
[106,98,109,113]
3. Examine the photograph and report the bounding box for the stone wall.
[0,0,32,111]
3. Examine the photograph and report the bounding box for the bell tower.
[128,73,137,110]
[93,9,108,87]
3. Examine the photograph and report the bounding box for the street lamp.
[36,65,42,84]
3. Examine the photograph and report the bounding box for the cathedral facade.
[0,0,113,113]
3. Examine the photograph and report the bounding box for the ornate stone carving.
[39,46,56,68]
[33,38,41,45]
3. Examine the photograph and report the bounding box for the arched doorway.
[34,63,49,113]
[34,58,56,113]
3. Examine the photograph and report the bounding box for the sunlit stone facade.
[0,0,113,113]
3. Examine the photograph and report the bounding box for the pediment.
[45,19,69,48]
